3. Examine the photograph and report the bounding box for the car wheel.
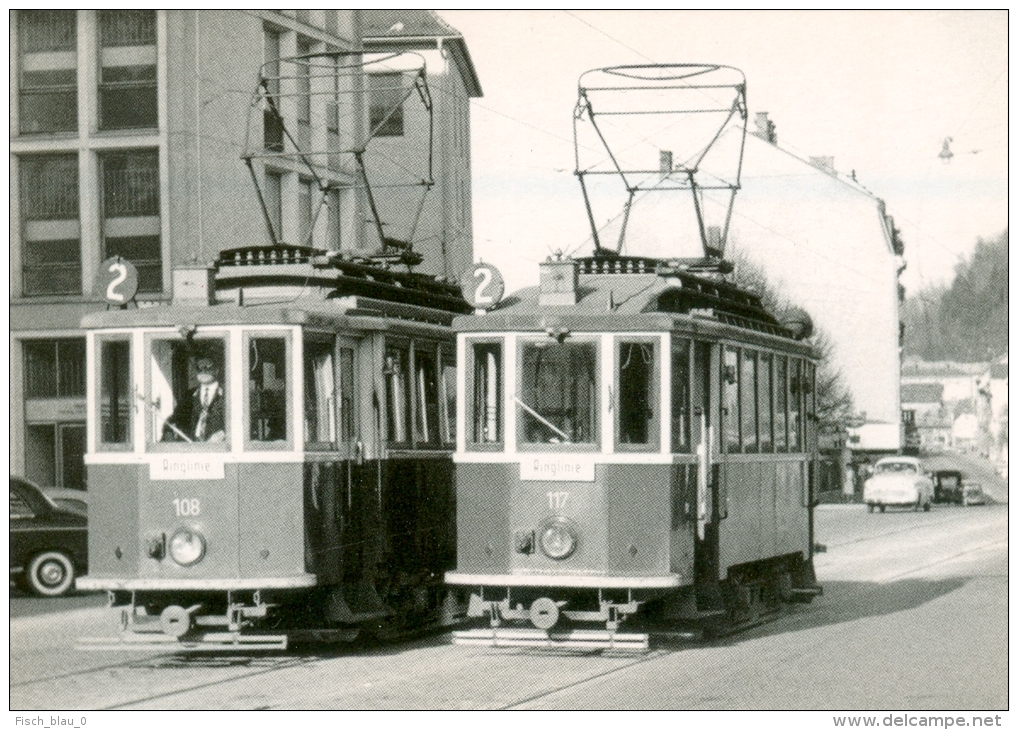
[867,504,875,513]
[879,505,886,513]
[27,551,75,597]
[923,499,932,512]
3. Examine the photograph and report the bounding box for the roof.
[901,382,944,404]
[361,10,482,97]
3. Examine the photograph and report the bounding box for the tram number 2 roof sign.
[461,263,505,311]
[96,256,140,306]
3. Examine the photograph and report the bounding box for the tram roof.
[455,269,817,356]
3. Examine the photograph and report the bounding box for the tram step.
[77,632,287,652]
[452,628,649,651]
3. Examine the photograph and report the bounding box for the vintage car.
[962,482,988,506]
[863,457,934,513]
[10,476,88,596]
[933,470,964,504]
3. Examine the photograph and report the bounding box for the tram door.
[690,341,723,596]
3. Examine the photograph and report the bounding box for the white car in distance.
[863,457,934,513]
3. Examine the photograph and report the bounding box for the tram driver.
[163,356,226,443]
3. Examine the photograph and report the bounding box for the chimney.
[753,112,777,144]
[173,265,216,305]
[539,256,579,307]
[809,156,836,176]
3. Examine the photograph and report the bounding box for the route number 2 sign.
[96,257,139,306]
[461,263,505,311]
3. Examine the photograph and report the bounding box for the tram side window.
[671,340,691,452]
[304,339,335,446]
[775,356,788,452]
[414,349,440,445]
[441,355,456,443]
[470,342,501,445]
[150,339,228,446]
[758,353,773,452]
[789,359,802,451]
[249,337,288,443]
[741,350,758,453]
[384,347,409,443]
[618,341,657,447]
[99,339,131,446]
[722,348,740,453]
[339,348,356,442]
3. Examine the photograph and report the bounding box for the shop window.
[99,339,131,446]
[20,154,81,296]
[414,349,440,445]
[519,341,597,446]
[98,10,157,130]
[101,150,161,292]
[24,339,85,398]
[369,72,404,137]
[18,10,77,134]
[248,337,288,443]
[470,342,501,445]
[384,347,409,443]
[147,338,228,447]
[618,340,658,448]
[304,339,335,446]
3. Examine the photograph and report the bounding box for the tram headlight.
[538,518,578,560]
[169,528,206,566]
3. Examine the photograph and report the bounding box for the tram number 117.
[546,491,569,510]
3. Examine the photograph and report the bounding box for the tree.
[902,229,1007,362]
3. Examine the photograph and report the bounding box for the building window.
[369,72,404,137]
[98,10,157,130]
[20,154,81,296]
[299,177,314,246]
[101,150,161,292]
[18,10,78,134]
[263,29,283,152]
[24,339,86,398]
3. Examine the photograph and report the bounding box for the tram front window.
[99,339,131,447]
[148,338,228,447]
[519,341,597,445]
[249,337,288,443]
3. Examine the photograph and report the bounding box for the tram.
[78,246,468,650]
[447,64,823,649]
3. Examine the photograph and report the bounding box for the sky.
[438,10,1008,294]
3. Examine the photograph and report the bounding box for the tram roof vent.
[539,255,579,306]
[172,266,215,305]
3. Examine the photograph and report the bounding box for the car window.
[875,461,918,475]
[10,487,35,518]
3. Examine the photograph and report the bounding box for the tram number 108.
[173,498,202,517]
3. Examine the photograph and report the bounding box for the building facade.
[9,10,477,489]
[735,116,905,454]
[362,10,482,281]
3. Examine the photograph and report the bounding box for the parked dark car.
[10,476,88,597]
[933,470,964,505]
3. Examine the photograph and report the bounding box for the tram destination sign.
[150,456,226,481]
[521,456,595,482]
